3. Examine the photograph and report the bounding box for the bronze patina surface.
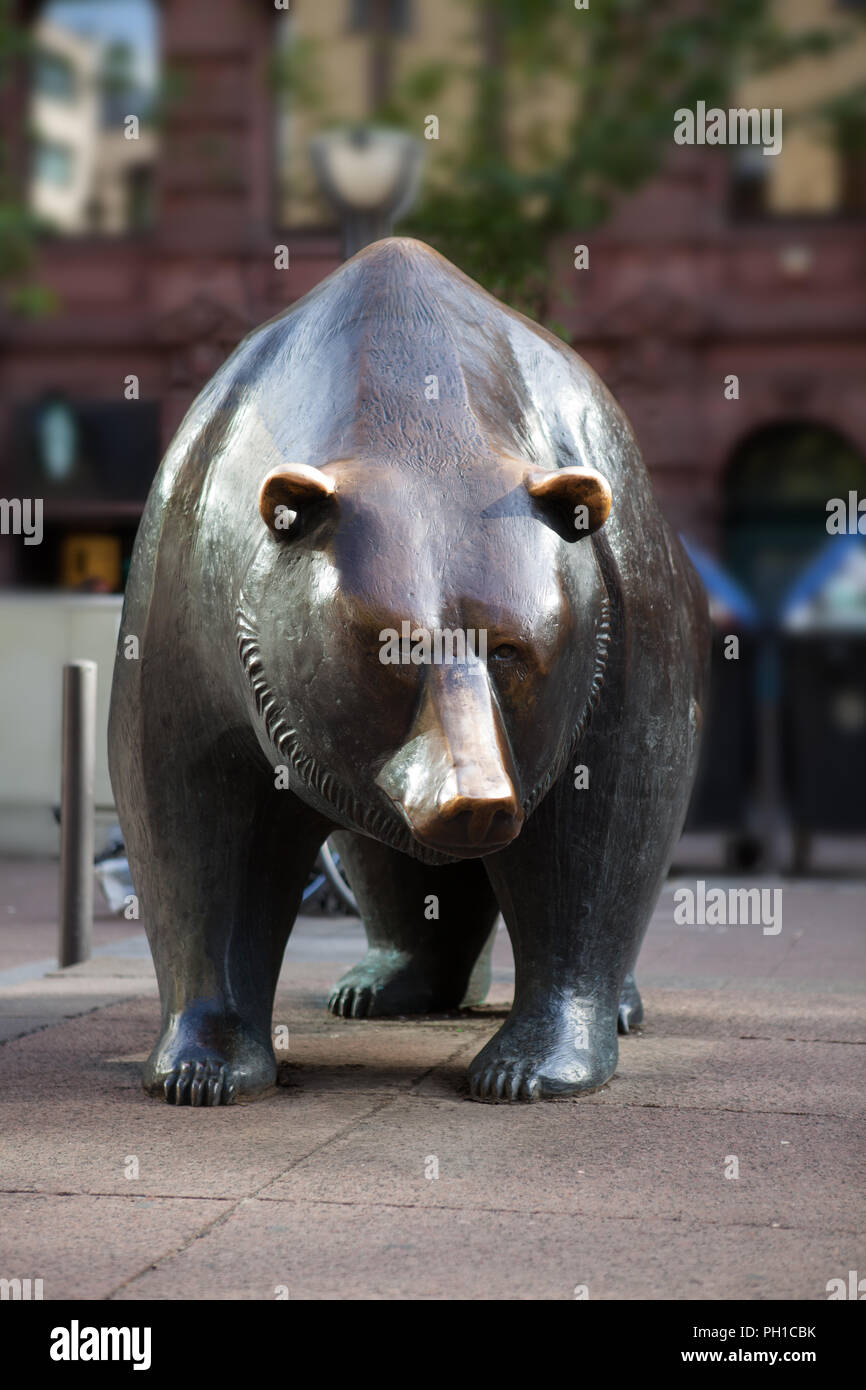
[108,238,709,1105]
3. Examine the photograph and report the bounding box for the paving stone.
[0,1091,388,1199]
[0,1193,232,1301]
[259,1098,862,1232]
[110,1198,861,1301]
[0,864,862,1301]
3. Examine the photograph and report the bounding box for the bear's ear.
[259,463,336,536]
[525,465,612,542]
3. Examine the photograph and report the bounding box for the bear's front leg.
[136,763,328,1105]
[471,736,689,1102]
[136,761,330,1106]
[468,989,620,1102]
[112,684,329,1105]
[133,758,328,1105]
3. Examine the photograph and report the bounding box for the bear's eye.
[490,643,519,663]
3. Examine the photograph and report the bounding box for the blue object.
[779,532,866,623]
[679,537,760,628]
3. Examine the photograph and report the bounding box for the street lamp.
[309,125,424,260]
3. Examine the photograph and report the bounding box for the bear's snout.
[412,772,524,856]
[376,660,525,858]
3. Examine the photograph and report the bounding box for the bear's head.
[238,451,612,864]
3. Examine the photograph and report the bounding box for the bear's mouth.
[236,582,611,861]
[393,796,526,859]
[237,592,463,864]
[411,832,521,859]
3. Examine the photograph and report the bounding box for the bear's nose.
[435,788,523,849]
[375,659,525,857]
[424,770,523,852]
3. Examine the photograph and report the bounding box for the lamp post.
[309,125,423,260]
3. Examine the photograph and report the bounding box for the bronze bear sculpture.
[109,237,709,1106]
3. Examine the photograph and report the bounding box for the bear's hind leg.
[327,834,499,1018]
[618,971,643,1034]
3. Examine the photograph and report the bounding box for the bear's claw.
[328,985,375,1019]
[470,1064,543,1103]
[144,1010,276,1105]
[467,1006,618,1103]
[327,954,458,1017]
[162,1059,236,1106]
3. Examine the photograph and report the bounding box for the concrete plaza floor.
[0,856,863,1300]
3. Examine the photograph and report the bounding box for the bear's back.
[140,239,670,626]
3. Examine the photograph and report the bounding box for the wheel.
[301,868,328,904]
[319,840,358,914]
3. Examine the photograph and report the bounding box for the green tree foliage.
[357,0,857,322]
[0,2,57,315]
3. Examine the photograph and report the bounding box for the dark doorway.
[724,423,866,619]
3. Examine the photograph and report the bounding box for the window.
[28,0,161,235]
[729,148,768,220]
[836,115,866,214]
[34,50,76,101]
[13,399,161,503]
[34,140,73,187]
[349,0,410,35]
[126,164,154,231]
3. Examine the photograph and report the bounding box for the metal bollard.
[59,660,97,967]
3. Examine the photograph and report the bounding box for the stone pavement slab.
[259,1099,859,1231]
[635,988,866,1041]
[0,1193,233,1302]
[109,1200,860,1301]
[0,858,138,974]
[0,864,862,1301]
[0,965,157,1043]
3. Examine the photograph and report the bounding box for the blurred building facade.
[1,0,865,863]
[1,0,865,605]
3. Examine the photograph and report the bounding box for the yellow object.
[59,533,122,592]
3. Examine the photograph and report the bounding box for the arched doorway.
[722,421,866,873]
[724,422,866,618]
